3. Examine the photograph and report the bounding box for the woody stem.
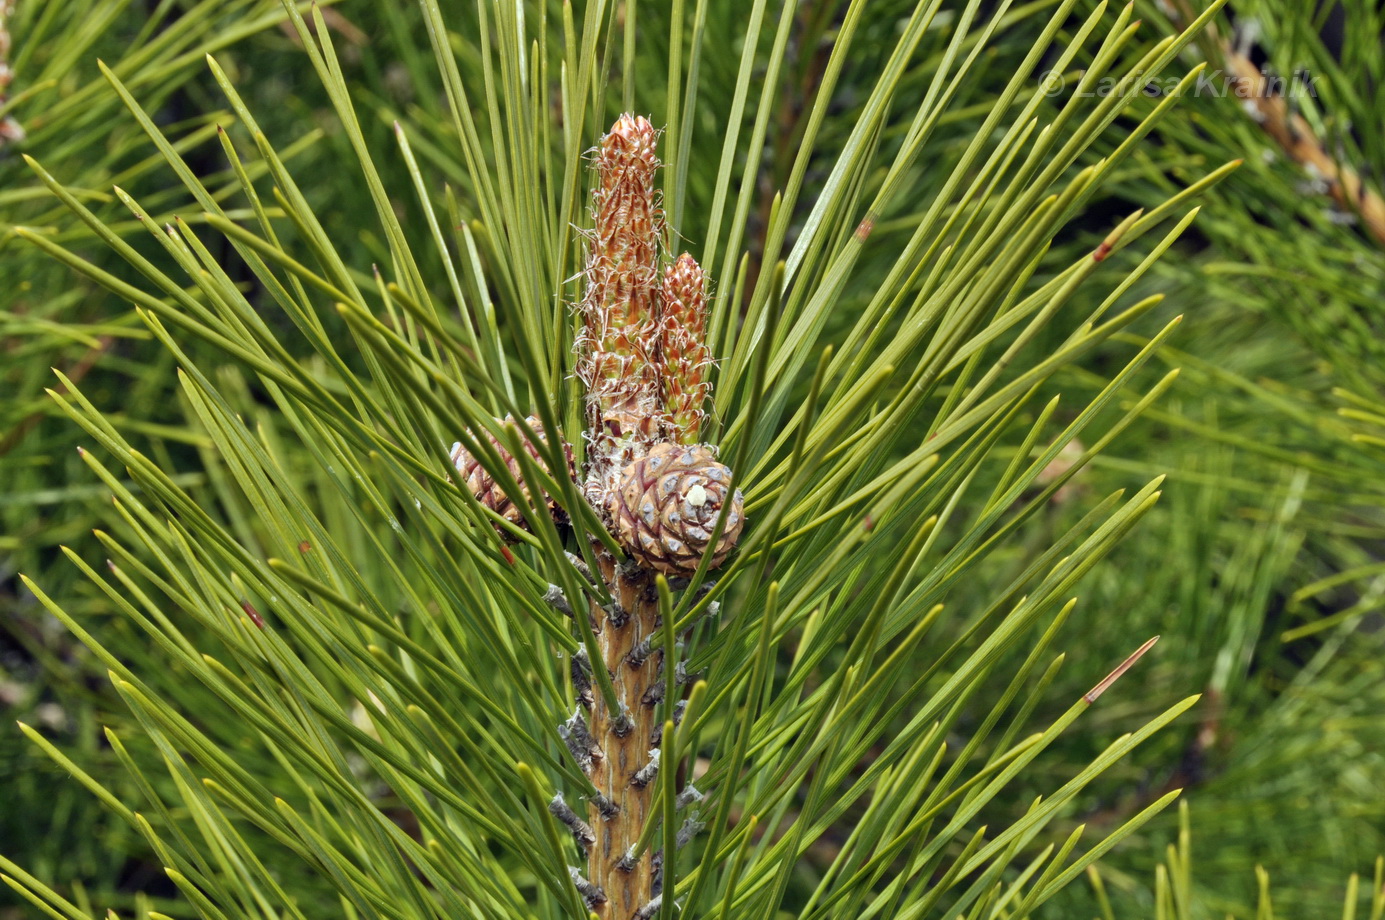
[586,553,665,918]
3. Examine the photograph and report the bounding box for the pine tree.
[3,1,1383,918]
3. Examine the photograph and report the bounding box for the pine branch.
[2,4,1303,918]
[582,557,666,916]
[1164,0,1385,246]
[571,114,744,919]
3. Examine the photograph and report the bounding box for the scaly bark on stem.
[584,553,665,918]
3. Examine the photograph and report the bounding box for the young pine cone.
[659,253,713,445]
[607,442,745,576]
[451,416,574,539]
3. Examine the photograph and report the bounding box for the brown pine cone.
[451,416,574,538]
[607,442,745,576]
